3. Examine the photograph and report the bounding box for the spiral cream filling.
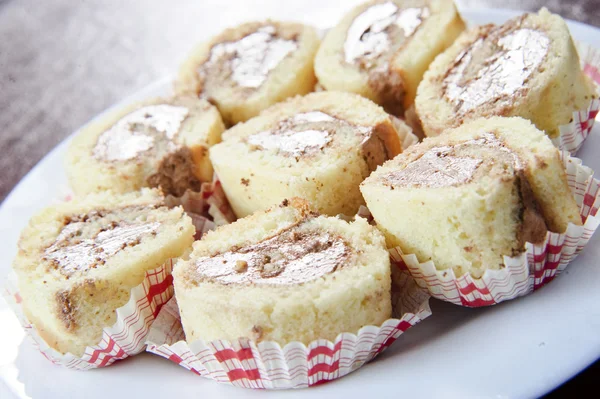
[93,105,189,162]
[382,132,547,245]
[344,1,429,69]
[201,25,298,90]
[194,224,351,286]
[245,111,387,164]
[43,206,161,275]
[443,26,550,113]
[383,133,520,188]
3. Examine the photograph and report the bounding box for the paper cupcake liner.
[4,178,233,368]
[164,178,237,239]
[58,177,236,240]
[553,42,600,154]
[390,115,419,149]
[145,272,430,389]
[387,152,599,307]
[3,260,176,369]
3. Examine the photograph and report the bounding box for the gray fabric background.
[0,0,598,202]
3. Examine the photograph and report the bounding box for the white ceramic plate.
[2,7,600,399]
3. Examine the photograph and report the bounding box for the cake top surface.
[367,124,549,246]
[93,98,195,163]
[89,95,213,196]
[193,222,351,286]
[42,204,163,276]
[213,92,401,171]
[344,0,430,70]
[187,198,356,286]
[229,91,400,169]
[380,132,520,189]
[199,23,299,92]
[246,111,337,157]
[443,15,550,113]
[245,110,376,159]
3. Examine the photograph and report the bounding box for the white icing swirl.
[45,221,160,275]
[444,28,550,112]
[194,229,349,286]
[344,1,429,65]
[384,132,520,188]
[93,105,189,162]
[247,111,336,157]
[205,26,298,89]
[246,111,372,158]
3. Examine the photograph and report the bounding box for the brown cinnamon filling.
[361,122,398,171]
[344,1,430,115]
[43,205,162,276]
[515,170,547,248]
[443,17,550,113]
[55,290,77,331]
[92,103,207,196]
[368,68,407,116]
[199,25,298,94]
[194,225,351,285]
[147,147,202,197]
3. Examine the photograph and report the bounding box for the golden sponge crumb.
[66,95,225,196]
[13,189,195,356]
[416,8,597,137]
[174,198,392,345]
[315,0,465,114]
[210,91,402,218]
[176,21,320,125]
[361,117,580,278]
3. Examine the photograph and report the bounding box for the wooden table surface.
[0,0,598,396]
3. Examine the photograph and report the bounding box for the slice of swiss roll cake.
[416,8,597,138]
[12,189,194,356]
[173,198,391,345]
[176,21,320,125]
[66,95,225,196]
[209,91,403,218]
[360,117,581,279]
[315,0,465,115]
